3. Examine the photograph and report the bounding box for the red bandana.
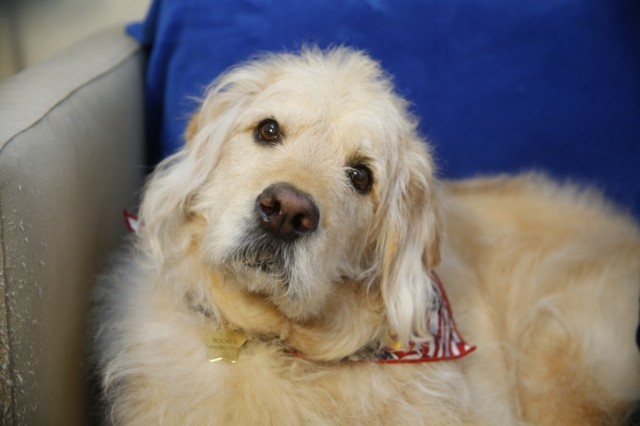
[123,211,475,364]
[360,273,475,364]
[124,209,140,233]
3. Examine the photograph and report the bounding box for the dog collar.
[123,211,475,364]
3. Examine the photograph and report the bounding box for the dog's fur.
[95,48,640,425]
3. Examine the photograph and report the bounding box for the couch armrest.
[0,26,146,425]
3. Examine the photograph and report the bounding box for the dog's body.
[96,49,640,425]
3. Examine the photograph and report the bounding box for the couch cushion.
[129,0,640,217]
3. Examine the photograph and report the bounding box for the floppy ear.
[376,139,442,345]
[139,65,264,265]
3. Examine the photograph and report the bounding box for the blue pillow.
[128,0,640,218]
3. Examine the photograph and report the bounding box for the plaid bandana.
[352,273,476,364]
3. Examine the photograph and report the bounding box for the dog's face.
[141,49,441,341]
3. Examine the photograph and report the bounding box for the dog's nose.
[255,183,319,240]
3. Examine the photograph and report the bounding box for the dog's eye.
[347,164,373,194]
[255,118,283,144]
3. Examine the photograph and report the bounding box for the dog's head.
[140,48,442,344]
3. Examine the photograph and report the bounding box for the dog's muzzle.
[255,182,319,241]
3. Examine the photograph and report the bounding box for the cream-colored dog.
[95,48,640,425]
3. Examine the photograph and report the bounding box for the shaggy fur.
[95,48,640,425]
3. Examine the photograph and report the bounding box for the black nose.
[255,183,320,240]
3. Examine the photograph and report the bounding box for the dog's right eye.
[347,164,373,194]
[255,119,283,144]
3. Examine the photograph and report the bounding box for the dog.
[95,47,640,425]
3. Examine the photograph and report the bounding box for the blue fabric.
[128,0,640,218]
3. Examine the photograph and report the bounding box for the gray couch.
[0,27,145,425]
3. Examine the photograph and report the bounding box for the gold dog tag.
[204,328,247,363]
[386,334,404,351]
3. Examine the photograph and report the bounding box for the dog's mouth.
[221,224,332,320]
[240,251,287,280]
[227,227,295,285]
[242,256,278,275]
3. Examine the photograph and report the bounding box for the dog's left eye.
[347,164,373,194]
[255,118,283,144]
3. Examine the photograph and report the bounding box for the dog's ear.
[139,67,264,265]
[137,132,209,265]
[376,139,442,345]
